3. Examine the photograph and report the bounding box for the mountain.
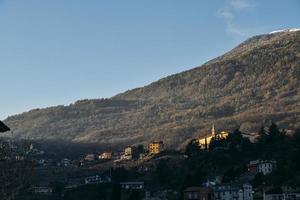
[4,30,300,148]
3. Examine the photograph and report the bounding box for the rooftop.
[120,181,144,185]
[184,187,213,192]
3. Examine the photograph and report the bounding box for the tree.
[293,129,300,144]
[136,144,144,155]
[252,173,264,188]
[182,166,206,188]
[128,190,142,200]
[268,122,283,141]
[258,126,267,142]
[112,167,128,183]
[227,129,243,151]
[222,167,239,183]
[209,137,227,151]
[50,181,64,196]
[0,139,33,200]
[185,139,201,156]
[111,184,121,200]
[155,160,172,185]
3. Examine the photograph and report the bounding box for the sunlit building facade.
[148,141,164,154]
[198,124,229,149]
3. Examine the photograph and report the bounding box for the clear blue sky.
[1,0,299,120]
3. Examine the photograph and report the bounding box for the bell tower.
[212,124,216,137]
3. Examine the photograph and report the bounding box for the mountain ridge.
[4,30,300,148]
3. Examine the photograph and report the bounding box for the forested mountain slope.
[5,30,300,148]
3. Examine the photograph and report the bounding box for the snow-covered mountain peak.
[269,28,300,34]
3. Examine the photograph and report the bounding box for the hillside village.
[0,0,299,199]
[1,120,300,200]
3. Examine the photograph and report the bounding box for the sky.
[0,0,300,120]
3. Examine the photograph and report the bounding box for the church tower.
[212,124,216,137]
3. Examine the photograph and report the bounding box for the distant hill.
[4,30,300,148]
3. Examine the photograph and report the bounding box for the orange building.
[148,141,164,154]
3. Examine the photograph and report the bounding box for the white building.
[32,186,53,194]
[248,160,276,175]
[214,184,253,200]
[120,182,144,190]
[84,174,111,185]
[264,188,300,200]
[61,158,72,167]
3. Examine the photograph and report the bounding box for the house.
[285,192,300,200]
[84,154,96,161]
[26,144,45,156]
[15,155,25,161]
[198,125,229,149]
[203,176,222,187]
[120,182,145,200]
[282,185,300,193]
[125,146,134,156]
[121,146,139,160]
[85,175,102,185]
[264,187,300,200]
[213,183,253,200]
[99,152,113,160]
[84,174,111,185]
[184,187,214,200]
[120,182,144,190]
[148,189,178,200]
[248,160,276,175]
[31,186,53,194]
[148,141,164,154]
[38,159,46,166]
[61,158,72,167]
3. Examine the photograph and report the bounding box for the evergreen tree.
[111,184,121,200]
[185,139,201,156]
[268,122,281,139]
[137,144,145,154]
[227,129,243,150]
[252,173,264,188]
[112,167,128,183]
[293,129,300,143]
[128,190,142,200]
[155,160,172,186]
[258,126,267,142]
